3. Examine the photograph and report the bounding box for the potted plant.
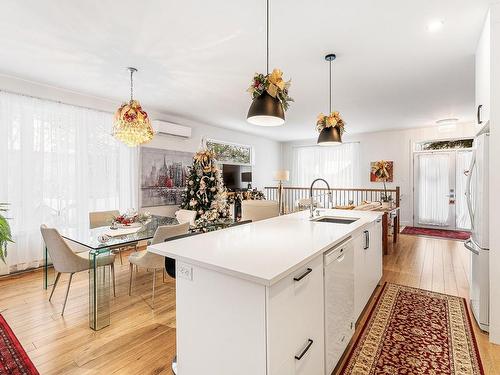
[0,203,13,263]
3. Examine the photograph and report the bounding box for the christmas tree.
[180,149,230,229]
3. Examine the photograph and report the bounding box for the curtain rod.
[0,88,114,116]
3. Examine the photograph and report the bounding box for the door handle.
[464,239,479,255]
[293,268,312,282]
[294,339,313,360]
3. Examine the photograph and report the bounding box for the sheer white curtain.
[292,143,360,187]
[0,91,138,272]
[455,150,472,230]
[417,153,450,226]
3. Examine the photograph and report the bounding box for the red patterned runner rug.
[0,315,39,375]
[340,283,484,374]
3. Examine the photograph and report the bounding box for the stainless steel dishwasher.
[324,238,355,374]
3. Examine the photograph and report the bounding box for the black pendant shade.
[317,126,342,146]
[247,91,285,126]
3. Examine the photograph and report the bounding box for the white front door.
[413,150,472,230]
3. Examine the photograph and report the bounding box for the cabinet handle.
[336,254,345,262]
[294,268,312,282]
[477,104,483,124]
[363,230,369,250]
[294,339,313,360]
[376,218,382,223]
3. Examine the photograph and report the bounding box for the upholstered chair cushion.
[241,200,279,222]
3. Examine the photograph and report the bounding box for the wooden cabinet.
[354,219,383,321]
[267,255,325,375]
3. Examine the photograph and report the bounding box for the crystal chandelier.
[112,67,154,147]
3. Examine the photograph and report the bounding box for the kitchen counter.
[150,209,383,375]
[149,209,381,286]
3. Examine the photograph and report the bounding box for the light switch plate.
[178,262,193,281]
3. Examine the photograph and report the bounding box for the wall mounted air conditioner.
[153,120,192,139]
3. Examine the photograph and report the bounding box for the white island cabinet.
[353,217,383,320]
[149,209,383,375]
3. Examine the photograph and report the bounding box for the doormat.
[401,226,470,241]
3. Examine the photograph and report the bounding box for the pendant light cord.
[130,69,134,102]
[266,0,269,75]
[329,59,332,113]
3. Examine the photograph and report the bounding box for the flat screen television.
[222,164,252,190]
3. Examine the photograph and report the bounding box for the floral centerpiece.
[316,111,346,134]
[113,210,152,227]
[247,69,293,111]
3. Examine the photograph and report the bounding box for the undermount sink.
[312,216,359,224]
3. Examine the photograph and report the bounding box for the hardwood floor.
[0,234,499,374]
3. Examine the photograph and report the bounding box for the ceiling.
[0,0,490,141]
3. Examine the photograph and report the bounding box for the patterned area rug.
[341,283,484,374]
[401,226,471,241]
[0,315,39,374]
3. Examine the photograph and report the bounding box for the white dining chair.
[128,222,190,308]
[89,210,134,265]
[241,200,279,222]
[174,209,197,226]
[40,224,116,315]
[89,210,120,229]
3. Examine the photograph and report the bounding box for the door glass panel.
[417,153,451,226]
[455,151,473,230]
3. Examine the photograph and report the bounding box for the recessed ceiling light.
[427,19,444,32]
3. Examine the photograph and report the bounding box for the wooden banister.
[263,186,400,215]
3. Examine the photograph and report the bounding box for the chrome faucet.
[309,178,332,219]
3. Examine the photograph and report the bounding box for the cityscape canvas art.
[140,147,193,207]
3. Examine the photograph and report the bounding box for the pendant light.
[317,54,344,146]
[112,67,154,147]
[247,0,288,126]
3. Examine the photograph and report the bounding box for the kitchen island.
[149,209,383,375]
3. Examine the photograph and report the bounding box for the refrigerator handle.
[465,151,476,229]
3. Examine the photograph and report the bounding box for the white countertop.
[148,209,382,286]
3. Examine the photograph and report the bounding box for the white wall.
[488,2,500,344]
[281,123,476,226]
[0,74,282,217]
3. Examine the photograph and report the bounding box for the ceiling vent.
[152,120,192,139]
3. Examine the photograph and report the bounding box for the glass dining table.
[43,215,177,331]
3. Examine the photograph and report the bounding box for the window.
[416,138,473,151]
[0,91,137,272]
[292,143,360,187]
[205,139,253,165]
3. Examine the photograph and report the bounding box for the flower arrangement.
[247,69,293,110]
[316,111,346,134]
[113,210,152,226]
